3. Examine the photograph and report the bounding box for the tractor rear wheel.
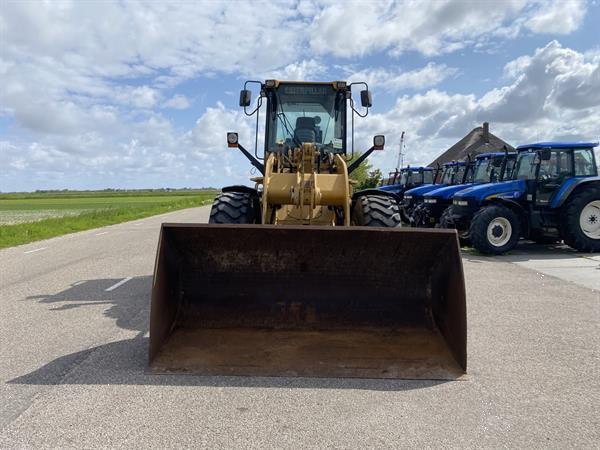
[560,186,600,252]
[439,206,470,246]
[352,194,402,227]
[209,191,260,224]
[469,205,520,255]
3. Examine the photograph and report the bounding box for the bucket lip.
[159,222,459,236]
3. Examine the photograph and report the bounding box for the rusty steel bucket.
[149,224,466,380]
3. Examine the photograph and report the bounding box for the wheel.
[469,205,520,255]
[352,194,402,227]
[560,186,600,252]
[209,191,260,224]
[439,206,470,246]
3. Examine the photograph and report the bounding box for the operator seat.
[294,117,316,143]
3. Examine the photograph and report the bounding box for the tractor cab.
[513,143,598,208]
[380,166,435,195]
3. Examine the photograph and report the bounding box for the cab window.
[538,150,573,184]
[574,149,597,176]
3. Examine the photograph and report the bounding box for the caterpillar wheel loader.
[149,80,467,380]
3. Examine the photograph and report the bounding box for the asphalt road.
[1,206,598,448]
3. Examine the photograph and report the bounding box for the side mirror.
[373,135,385,150]
[540,149,552,161]
[360,90,372,108]
[239,90,251,107]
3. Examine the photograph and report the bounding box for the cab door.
[535,149,573,206]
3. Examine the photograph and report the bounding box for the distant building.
[429,122,514,168]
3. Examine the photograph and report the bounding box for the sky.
[1,0,599,192]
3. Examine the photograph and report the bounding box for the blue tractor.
[379,166,436,197]
[403,160,474,225]
[445,142,599,254]
[414,151,517,229]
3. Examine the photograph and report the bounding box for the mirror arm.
[348,146,375,175]
[238,143,265,175]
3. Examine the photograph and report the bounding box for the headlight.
[404,195,412,200]
[454,200,468,206]
[424,198,437,204]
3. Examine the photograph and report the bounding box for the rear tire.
[469,205,520,255]
[439,206,470,246]
[352,195,402,227]
[209,191,260,224]
[560,186,600,252]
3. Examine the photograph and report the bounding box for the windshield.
[423,171,433,184]
[266,84,346,152]
[473,157,502,183]
[441,166,454,184]
[400,170,424,185]
[514,152,537,180]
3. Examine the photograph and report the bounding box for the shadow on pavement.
[17,277,451,391]
[26,276,152,333]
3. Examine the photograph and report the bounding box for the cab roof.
[517,142,598,150]
[402,166,433,171]
[476,152,515,159]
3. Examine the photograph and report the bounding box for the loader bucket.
[149,224,466,380]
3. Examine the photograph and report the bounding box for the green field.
[0,189,217,249]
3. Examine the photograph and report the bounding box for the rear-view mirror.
[239,89,251,107]
[360,90,372,108]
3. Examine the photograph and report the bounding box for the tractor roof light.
[334,81,347,90]
[265,79,277,88]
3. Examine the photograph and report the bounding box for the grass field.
[0,189,217,249]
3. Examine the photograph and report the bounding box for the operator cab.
[514,142,598,206]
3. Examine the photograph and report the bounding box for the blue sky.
[1,0,599,192]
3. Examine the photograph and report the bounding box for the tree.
[361,168,383,189]
[347,152,383,190]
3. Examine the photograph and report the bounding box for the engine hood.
[404,184,446,198]
[424,183,472,200]
[453,179,527,201]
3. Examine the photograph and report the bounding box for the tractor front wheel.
[209,191,260,224]
[439,206,470,247]
[469,205,520,255]
[352,195,402,227]
[560,186,600,252]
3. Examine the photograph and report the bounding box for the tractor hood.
[404,184,446,199]
[453,179,527,202]
[379,183,404,193]
[424,183,472,201]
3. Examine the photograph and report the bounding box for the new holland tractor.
[380,166,437,197]
[445,142,599,254]
[149,80,467,380]
[413,151,516,229]
[403,160,474,225]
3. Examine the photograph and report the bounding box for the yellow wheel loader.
[149,80,467,379]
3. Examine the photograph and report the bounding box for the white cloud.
[353,41,600,171]
[0,1,595,190]
[163,94,191,110]
[525,0,586,34]
[348,63,458,92]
